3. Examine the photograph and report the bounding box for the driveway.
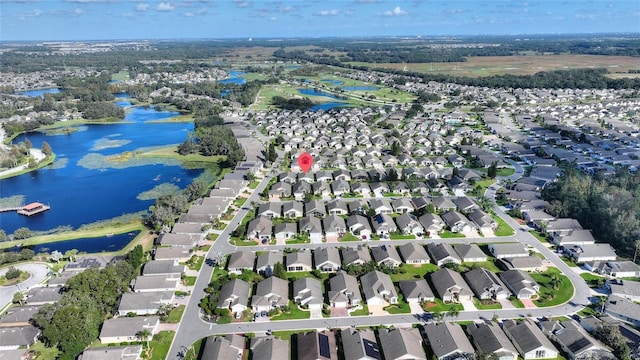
[460,299,477,311]
[521,299,537,308]
[498,298,516,309]
[310,307,323,319]
[0,262,50,310]
[408,302,423,314]
[330,307,348,317]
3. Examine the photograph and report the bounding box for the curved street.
[0,262,51,311]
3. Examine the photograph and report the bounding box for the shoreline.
[0,222,148,252]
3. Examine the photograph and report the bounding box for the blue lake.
[342,86,378,91]
[0,97,203,235]
[298,88,342,99]
[9,231,140,254]
[321,79,344,86]
[311,102,349,111]
[219,70,246,85]
[18,88,62,97]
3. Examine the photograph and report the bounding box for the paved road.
[0,262,50,310]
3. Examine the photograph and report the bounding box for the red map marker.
[298,152,313,173]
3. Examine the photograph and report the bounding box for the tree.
[50,250,63,262]
[25,138,32,149]
[595,323,631,360]
[272,262,285,279]
[13,227,32,240]
[0,230,6,242]
[137,329,152,348]
[4,266,21,280]
[27,156,37,168]
[549,273,562,290]
[446,307,460,319]
[41,141,52,156]
[487,161,498,179]
[64,249,78,262]
[634,239,640,263]
[12,291,24,305]
[387,168,398,181]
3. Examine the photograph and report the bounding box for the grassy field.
[474,299,503,310]
[271,300,310,320]
[440,230,465,238]
[138,146,225,164]
[492,214,515,236]
[166,305,186,323]
[348,54,640,78]
[147,331,175,360]
[350,304,369,316]
[423,298,464,313]
[0,222,146,250]
[580,272,606,288]
[111,70,130,81]
[531,268,574,307]
[389,263,439,282]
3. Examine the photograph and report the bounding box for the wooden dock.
[0,207,22,213]
[16,202,51,216]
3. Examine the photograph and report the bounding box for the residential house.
[117,291,174,316]
[552,229,596,247]
[282,201,304,218]
[498,256,544,272]
[398,279,435,304]
[426,243,461,267]
[331,179,351,197]
[322,214,347,241]
[503,319,559,360]
[305,200,327,218]
[250,337,289,360]
[371,245,402,268]
[347,200,368,215]
[326,199,348,216]
[297,331,338,360]
[247,216,273,242]
[78,346,142,360]
[142,259,185,278]
[424,322,475,360]
[586,260,640,278]
[609,280,640,302]
[255,251,283,276]
[299,216,324,243]
[545,218,583,237]
[251,277,289,312]
[293,277,324,309]
[604,295,640,327]
[398,242,430,265]
[341,246,372,267]
[417,213,444,236]
[200,334,245,360]
[341,329,381,360]
[431,197,457,212]
[346,215,373,240]
[99,316,159,344]
[132,275,179,293]
[274,222,297,242]
[257,202,282,219]
[452,196,478,214]
[371,213,397,237]
[217,279,250,315]
[395,213,423,235]
[269,182,292,198]
[378,328,426,360]
[567,243,617,263]
[539,319,615,360]
[489,243,529,259]
[360,270,398,305]
[286,250,313,272]
[391,198,413,214]
[453,243,487,262]
[328,271,362,308]
[351,182,371,197]
[226,251,255,275]
[157,233,198,248]
[441,211,472,233]
[0,325,40,350]
[430,268,473,303]
[500,269,540,299]
[314,247,341,272]
[369,199,393,215]
[468,209,497,232]
[467,322,518,360]
[464,268,511,300]
[24,287,64,305]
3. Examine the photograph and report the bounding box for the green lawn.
[187,256,204,271]
[389,234,416,240]
[474,299,503,310]
[492,215,515,236]
[422,298,464,313]
[234,197,247,207]
[147,331,175,360]
[440,230,465,238]
[271,301,311,320]
[510,297,525,308]
[462,259,502,273]
[229,237,259,246]
[182,276,197,286]
[529,230,551,243]
[207,233,219,241]
[384,298,411,314]
[350,304,370,316]
[340,233,360,242]
[273,329,313,340]
[580,272,606,288]
[389,263,439,282]
[31,341,61,360]
[166,305,185,323]
[531,268,574,307]
[285,234,310,244]
[560,256,579,267]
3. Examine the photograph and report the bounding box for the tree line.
[542,168,640,256]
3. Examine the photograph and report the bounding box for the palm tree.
[432,311,444,323]
[550,274,562,290]
[136,329,152,348]
[633,239,640,263]
[446,307,460,319]
[475,195,493,212]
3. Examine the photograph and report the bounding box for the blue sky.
[1,0,639,41]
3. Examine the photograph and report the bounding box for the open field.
[137,145,225,164]
[348,55,640,78]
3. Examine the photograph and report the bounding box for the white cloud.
[315,8,341,16]
[136,3,149,11]
[156,2,174,11]
[383,6,407,16]
[184,8,206,16]
[269,16,277,21]
[233,0,249,8]
[74,8,85,15]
